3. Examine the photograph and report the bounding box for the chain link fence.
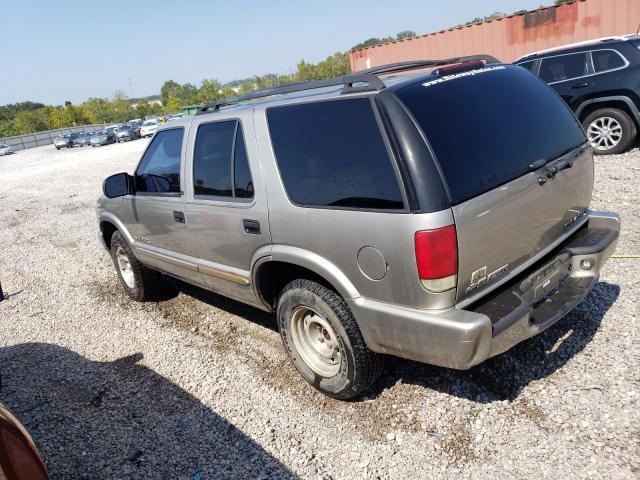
[0,124,109,151]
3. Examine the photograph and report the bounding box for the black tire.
[110,231,167,302]
[583,108,636,155]
[277,279,384,400]
[56,147,60,150]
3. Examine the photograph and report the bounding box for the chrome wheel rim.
[290,307,341,377]
[587,116,622,151]
[116,247,135,289]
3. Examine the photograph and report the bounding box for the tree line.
[0,51,351,138]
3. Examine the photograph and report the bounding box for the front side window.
[591,49,626,72]
[539,52,589,83]
[192,120,254,199]
[135,128,183,193]
[267,98,404,210]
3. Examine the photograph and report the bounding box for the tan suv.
[97,57,619,399]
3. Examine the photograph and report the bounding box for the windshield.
[143,120,157,127]
[394,65,586,203]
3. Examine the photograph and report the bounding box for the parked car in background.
[515,34,640,154]
[69,132,84,148]
[90,129,116,147]
[0,143,14,155]
[116,124,135,142]
[98,58,619,399]
[0,401,49,479]
[77,132,94,146]
[128,119,143,138]
[140,119,159,138]
[54,134,72,150]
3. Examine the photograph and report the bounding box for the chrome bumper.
[349,211,620,369]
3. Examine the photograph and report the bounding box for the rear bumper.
[349,211,620,369]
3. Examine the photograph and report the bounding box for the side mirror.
[103,172,134,198]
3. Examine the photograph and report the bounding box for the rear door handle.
[243,219,261,234]
[571,82,590,89]
[173,211,186,223]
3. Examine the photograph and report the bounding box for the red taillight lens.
[414,225,458,280]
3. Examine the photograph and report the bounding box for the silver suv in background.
[97,57,619,399]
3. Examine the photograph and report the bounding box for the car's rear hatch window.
[394,65,592,304]
[394,65,586,204]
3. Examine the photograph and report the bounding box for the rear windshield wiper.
[528,142,585,172]
[528,158,547,171]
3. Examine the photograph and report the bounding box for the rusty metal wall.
[350,0,640,71]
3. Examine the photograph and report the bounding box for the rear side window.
[193,120,254,199]
[539,52,589,82]
[267,98,404,210]
[518,60,536,72]
[395,65,586,203]
[592,49,626,72]
[135,128,183,193]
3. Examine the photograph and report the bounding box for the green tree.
[160,80,183,105]
[396,30,417,40]
[13,109,50,134]
[163,96,182,114]
[198,78,223,103]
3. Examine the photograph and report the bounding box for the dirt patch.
[439,410,479,465]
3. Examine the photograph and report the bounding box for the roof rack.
[196,54,501,114]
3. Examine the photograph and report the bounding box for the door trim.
[198,263,250,286]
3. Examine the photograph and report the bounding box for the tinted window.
[395,65,586,203]
[193,120,253,199]
[539,52,589,82]
[267,99,403,210]
[592,49,626,72]
[234,128,253,198]
[135,128,183,193]
[518,60,535,72]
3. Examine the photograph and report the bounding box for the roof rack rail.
[196,54,501,115]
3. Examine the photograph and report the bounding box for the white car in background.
[140,119,159,138]
[0,143,15,155]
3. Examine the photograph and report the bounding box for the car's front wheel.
[110,231,169,302]
[583,108,636,155]
[277,279,384,399]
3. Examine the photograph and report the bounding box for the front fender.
[97,210,134,247]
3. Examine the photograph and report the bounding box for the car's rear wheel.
[277,279,384,399]
[583,108,636,155]
[110,231,169,302]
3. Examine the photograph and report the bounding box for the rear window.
[517,60,536,72]
[395,65,586,203]
[591,49,626,72]
[267,98,404,210]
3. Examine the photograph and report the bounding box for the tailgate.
[453,146,593,304]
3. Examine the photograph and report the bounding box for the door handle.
[243,219,261,235]
[571,82,590,89]
[173,211,186,223]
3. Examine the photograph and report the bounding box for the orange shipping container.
[350,0,640,70]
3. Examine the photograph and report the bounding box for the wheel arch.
[576,95,640,128]
[252,246,361,311]
[98,212,134,250]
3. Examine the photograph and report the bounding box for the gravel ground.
[0,141,638,479]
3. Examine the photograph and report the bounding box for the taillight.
[414,225,458,293]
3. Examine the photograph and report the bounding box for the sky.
[0,0,546,105]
